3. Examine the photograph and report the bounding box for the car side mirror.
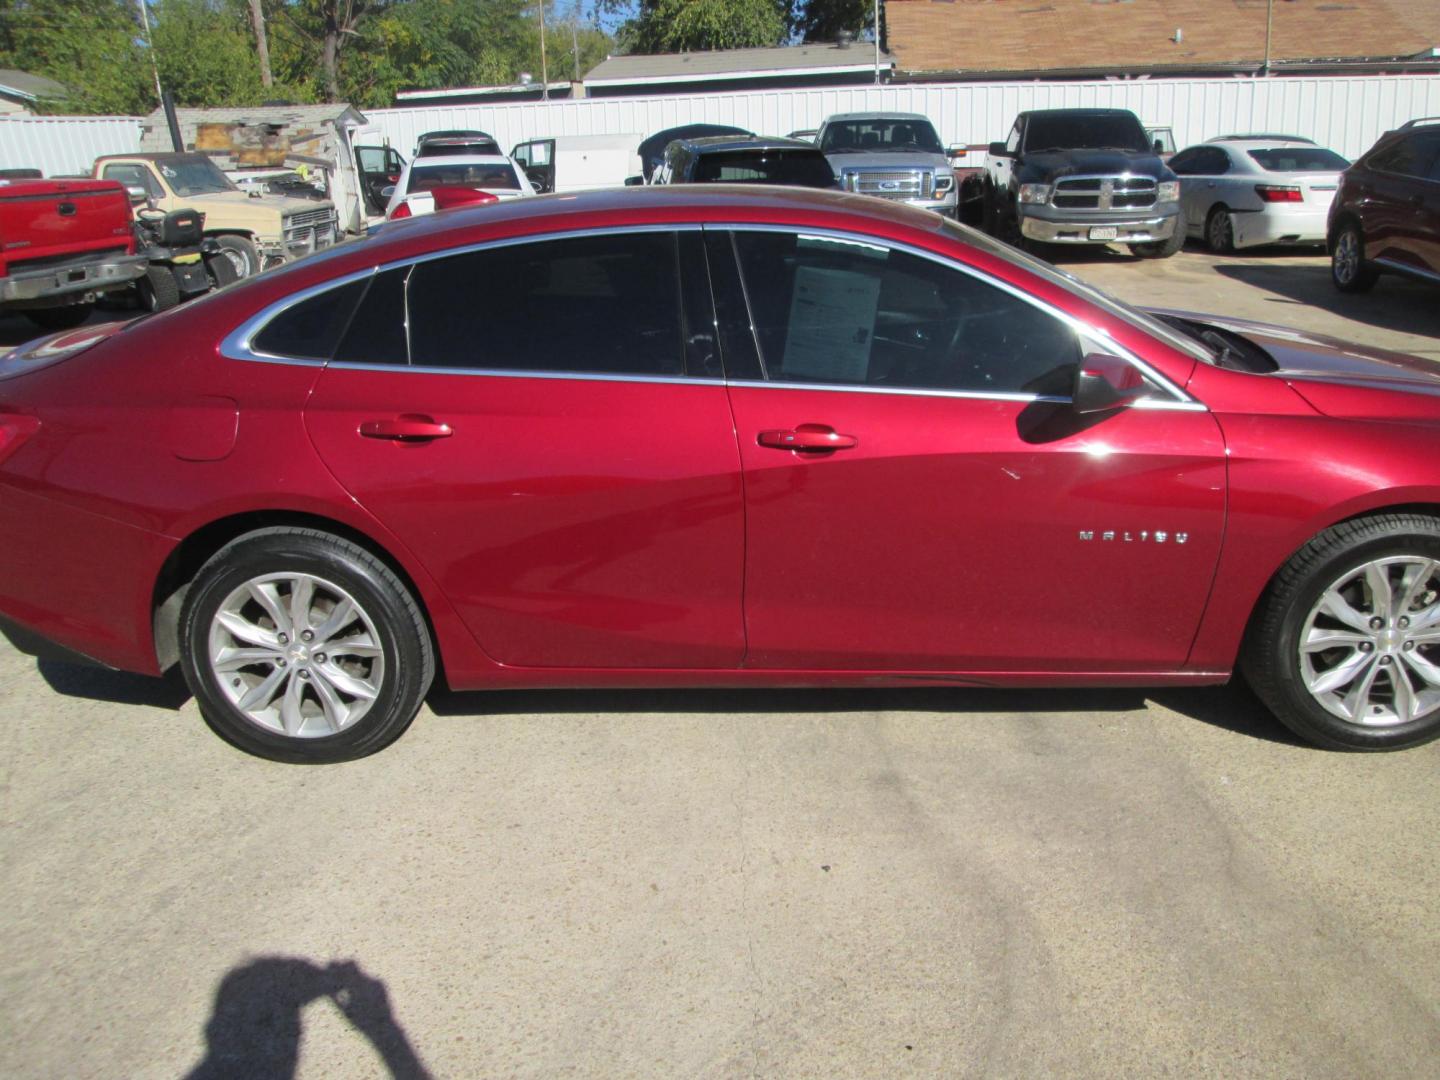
[380,185,396,199]
[989,141,1009,157]
[1072,353,1148,414]
[125,185,148,206]
[1153,139,1165,154]
[623,175,644,187]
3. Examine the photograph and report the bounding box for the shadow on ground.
[185,956,431,1079]
[1214,261,1437,337]
[38,659,191,710]
[428,679,1301,747]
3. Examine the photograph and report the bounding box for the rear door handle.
[359,415,453,441]
[757,425,858,452]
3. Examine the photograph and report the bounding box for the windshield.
[1024,114,1150,153]
[937,218,1216,366]
[408,163,520,192]
[692,149,836,187]
[1247,147,1350,172]
[156,155,237,196]
[819,119,944,155]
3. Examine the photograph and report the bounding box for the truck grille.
[286,207,338,231]
[843,169,933,199]
[1052,176,1156,210]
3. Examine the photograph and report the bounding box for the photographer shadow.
[185,956,430,1080]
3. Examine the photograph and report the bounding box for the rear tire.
[1331,221,1378,293]
[25,303,92,331]
[179,528,434,763]
[137,266,181,312]
[1204,206,1234,254]
[1243,514,1440,751]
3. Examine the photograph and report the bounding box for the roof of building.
[583,42,894,86]
[0,68,68,102]
[886,0,1440,78]
[142,104,365,128]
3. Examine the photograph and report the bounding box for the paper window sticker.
[779,265,882,383]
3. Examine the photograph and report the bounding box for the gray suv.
[816,112,958,217]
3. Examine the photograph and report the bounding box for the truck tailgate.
[0,179,135,279]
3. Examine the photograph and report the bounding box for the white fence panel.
[0,115,144,176]
[368,74,1440,163]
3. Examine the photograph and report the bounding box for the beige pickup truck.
[92,153,339,278]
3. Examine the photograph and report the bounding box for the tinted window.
[1168,148,1202,174]
[407,163,520,192]
[691,149,836,188]
[251,278,367,360]
[1023,113,1149,153]
[1369,136,1429,178]
[335,268,409,366]
[731,231,1080,395]
[819,119,944,155]
[1248,147,1349,172]
[406,233,685,376]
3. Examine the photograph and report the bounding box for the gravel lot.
[2,245,1438,1078]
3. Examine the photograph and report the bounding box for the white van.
[510,134,644,193]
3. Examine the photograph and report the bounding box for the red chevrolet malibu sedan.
[2,187,1439,761]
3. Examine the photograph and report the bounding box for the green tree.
[619,0,787,54]
[151,0,291,107]
[793,0,870,44]
[0,0,152,113]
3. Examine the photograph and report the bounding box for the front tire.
[1129,212,1186,259]
[179,528,434,763]
[1331,221,1378,293]
[138,266,181,312]
[1244,514,1440,751]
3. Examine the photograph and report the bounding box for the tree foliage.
[0,0,613,112]
[619,0,786,54]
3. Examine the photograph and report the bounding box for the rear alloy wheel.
[179,528,434,763]
[1331,222,1378,293]
[1204,206,1234,253]
[1245,514,1440,751]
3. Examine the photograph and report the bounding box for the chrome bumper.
[0,253,148,305]
[1021,210,1179,245]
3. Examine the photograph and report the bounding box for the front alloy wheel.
[1299,557,1440,727]
[1245,514,1440,751]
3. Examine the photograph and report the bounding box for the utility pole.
[248,0,273,88]
[134,0,163,105]
[873,0,881,84]
[571,0,581,84]
[1263,0,1274,76]
[539,0,549,100]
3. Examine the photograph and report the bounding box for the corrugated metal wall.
[0,115,145,176]
[367,74,1440,163]
[2,75,1436,177]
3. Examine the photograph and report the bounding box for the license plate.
[1089,226,1118,241]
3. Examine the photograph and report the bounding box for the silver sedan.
[1169,138,1349,252]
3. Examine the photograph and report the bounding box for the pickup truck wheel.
[1129,215,1185,259]
[213,235,261,279]
[138,266,181,312]
[205,252,239,290]
[25,303,92,331]
[1331,222,1378,293]
[1243,514,1440,751]
[1204,206,1235,253]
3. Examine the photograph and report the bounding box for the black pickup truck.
[982,108,1184,258]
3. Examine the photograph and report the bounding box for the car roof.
[1020,108,1137,119]
[1207,133,1316,145]
[418,130,493,141]
[366,185,944,256]
[823,112,931,124]
[680,136,824,153]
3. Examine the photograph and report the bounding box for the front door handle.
[359,415,453,441]
[757,425,858,452]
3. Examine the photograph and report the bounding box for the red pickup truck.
[1,177,148,331]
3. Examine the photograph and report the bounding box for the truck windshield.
[820,120,944,155]
[1024,114,1150,153]
[692,149,836,187]
[156,155,239,196]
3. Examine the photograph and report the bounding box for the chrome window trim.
[220,223,702,370]
[710,222,1199,408]
[326,362,726,388]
